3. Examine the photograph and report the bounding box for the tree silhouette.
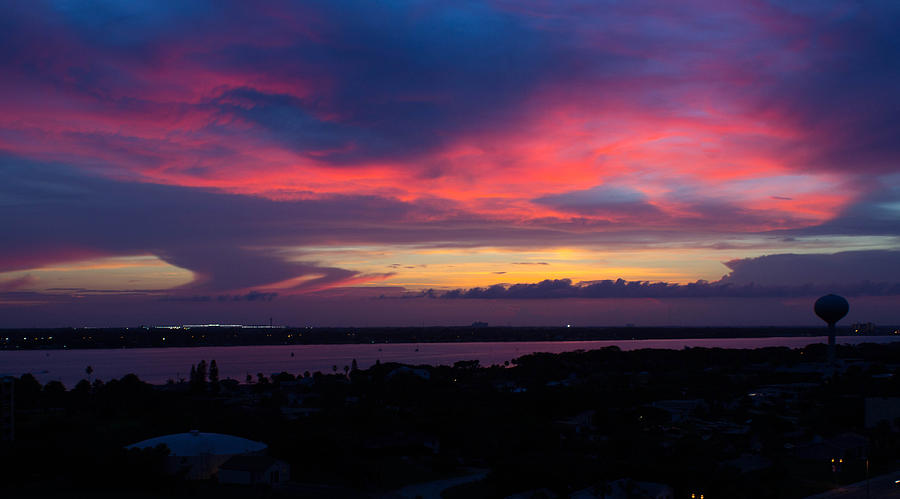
[209,360,220,394]
[196,360,208,384]
[74,379,91,395]
[15,374,42,409]
[189,360,209,392]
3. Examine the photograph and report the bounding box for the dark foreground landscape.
[4,342,900,498]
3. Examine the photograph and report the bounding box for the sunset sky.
[2,1,899,327]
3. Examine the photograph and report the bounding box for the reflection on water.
[2,336,898,386]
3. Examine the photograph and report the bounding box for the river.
[2,335,898,386]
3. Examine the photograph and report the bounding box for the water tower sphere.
[814,294,849,325]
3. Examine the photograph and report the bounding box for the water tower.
[814,294,849,365]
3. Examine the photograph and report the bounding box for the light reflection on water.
[2,335,898,386]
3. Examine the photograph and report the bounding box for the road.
[804,470,900,498]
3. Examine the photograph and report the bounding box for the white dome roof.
[127,431,267,456]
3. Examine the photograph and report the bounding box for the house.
[218,455,290,485]
[386,366,431,380]
[125,430,267,479]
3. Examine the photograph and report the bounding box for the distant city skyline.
[1,1,899,327]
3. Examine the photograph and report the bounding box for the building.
[126,430,267,479]
[386,366,431,380]
[218,455,290,485]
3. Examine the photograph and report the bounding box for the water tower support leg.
[828,322,836,366]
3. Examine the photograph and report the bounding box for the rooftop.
[126,431,267,456]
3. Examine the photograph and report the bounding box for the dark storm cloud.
[740,1,900,175]
[0,1,577,166]
[0,275,36,292]
[720,250,900,287]
[784,177,900,237]
[0,157,407,291]
[436,278,900,300]
[189,2,584,165]
[2,1,899,178]
[436,250,900,299]
[3,156,779,292]
[533,185,663,218]
[533,185,821,231]
[208,88,360,157]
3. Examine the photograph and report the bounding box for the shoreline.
[3,325,897,351]
[4,335,899,387]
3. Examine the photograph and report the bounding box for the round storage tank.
[127,430,267,479]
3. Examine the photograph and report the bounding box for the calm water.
[2,335,898,386]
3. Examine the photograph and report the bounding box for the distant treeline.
[0,324,885,350]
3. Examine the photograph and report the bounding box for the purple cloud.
[533,185,663,219]
[720,250,900,287]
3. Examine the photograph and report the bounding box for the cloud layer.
[433,252,900,300]
[1,1,899,324]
